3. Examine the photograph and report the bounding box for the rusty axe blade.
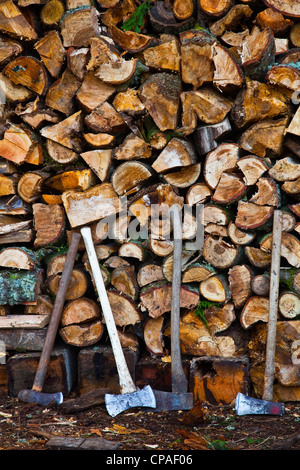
[235,393,284,416]
[80,226,156,417]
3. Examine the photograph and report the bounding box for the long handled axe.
[147,205,193,411]
[18,232,81,406]
[235,210,284,416]
[80,226,156,417]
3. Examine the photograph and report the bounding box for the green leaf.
[121,1,152,33]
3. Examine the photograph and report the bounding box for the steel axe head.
[105,385,156,417]
[18,389,63,406]
[235,393,284,416]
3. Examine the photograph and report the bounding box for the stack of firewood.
[0,0,300,399]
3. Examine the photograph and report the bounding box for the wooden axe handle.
[263,210,282,401]
[80,226,137,395]
[170,205,188,394]
[32,231,81,392]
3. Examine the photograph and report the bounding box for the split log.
[67,47,89,81]
[80,149,112,182]
[45,169,98,193]
[111,265,139,300]
[0,0,37,41]
[240,296,270,329]
[249,177,280,207]
[0,195,31,216]
[260,232,300,268]
[179,29,215,89]
[139,281,199,318]
[118,241,148,262]
[84,102,125,134]
[231,78,290,129]
[114,133,151,161]
[149,0,195,34]
[241,26,275,81]
[0,72,33,104]
[212,172,247,205]
[111,161,153,196]
[279,291,300,319]
[4,56,48,95]
[237,156,269,186]
[193,118,232,156]
[209,4,253,37]
[290,23,300,47]
[255,7,293,33]
[262,0,300,18]
[228,265,253,309]
[106,289,141,327]
[245,246,272,268]
[109,24,153,53]
[266,64,300,93]
[34,30,66,79]
[62,183,121,228]
[0,174,17,196]
[40,111,83,152]
[228,221,256,246]
[238,117,289,158]
[167,308,236,357]
[46,140,78,165]
[199,274,231,303]
[162,163,201,189]
[180,88,233,135]
[0,247,41,270]
[143,316,165,356]
[15,99,61,130]
[198,0,232,17]
[137,263,165,287]
[139,73,181,131]
[152,138,196,174]
[186,183,212,206]
[202,236,242,269]
[203,143,239,190]
[143,37,180,72]
[0,215,32,236]
[269,156,300,182]
[212,44,244,94]
[203,204,232,226]
[45,69,81,115]
[235,201,274,231]
[0,36,22,66]
[0,124,42,165]
[182,263,215,283]
[17,171,48,203]
[32,203,65,247]
[60,7,100,48]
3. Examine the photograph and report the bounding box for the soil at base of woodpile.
[0,396,299,451]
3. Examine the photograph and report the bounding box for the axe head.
[150,390,194,412]
[105,385,156,417]
[235,393,284,416]
[18,389,63,406]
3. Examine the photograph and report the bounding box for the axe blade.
[18,389,63,406]
[151,390,194,412]
[235,393,284,416]
[105,385,156,417]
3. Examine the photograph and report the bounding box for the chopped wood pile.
[0,0,300,402]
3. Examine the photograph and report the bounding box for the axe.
[18,232,81,406]
[235,210,285,416]
[80,226,156,417]
[145,205,193,412]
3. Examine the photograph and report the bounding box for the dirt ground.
[0,395,299,452]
